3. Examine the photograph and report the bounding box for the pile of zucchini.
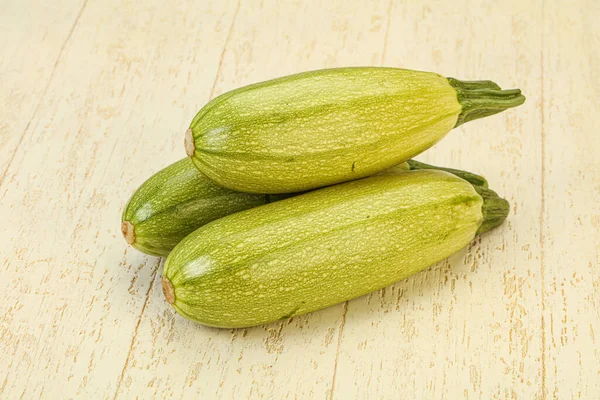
[122,67,524,328]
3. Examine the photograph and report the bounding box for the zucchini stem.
[448,78,526,127]
[406,159,489,188]
[407,159,509,234]
[446,78,501,91]
[474,186,510,235]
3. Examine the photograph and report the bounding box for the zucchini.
[162,169,509,328]
[121,158,267,256]
[122,158,488,256]
[185,67,524,193]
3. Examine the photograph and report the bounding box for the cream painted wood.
[0,0,597,398]
[0,1,87,180]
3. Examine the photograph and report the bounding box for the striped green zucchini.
[162,169,508,328]
[121,158,267,256]
[122,158,488,256]
[185,67,524,193]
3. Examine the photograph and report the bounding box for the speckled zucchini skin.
[162,169,506,328]
[187,67,524,193]
[121,158,268,256]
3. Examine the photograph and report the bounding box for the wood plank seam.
[208,0,241,100]
[539,0,547,398]
[379,0,394,65]
[0,0,90,191]
[112,4,242,395]
[328,301,348,400]
[112,259,161,400]
[329,3,395,396]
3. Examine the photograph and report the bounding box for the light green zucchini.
[122,158,488,256]
[185,67,524,193]
[162,169,508,328]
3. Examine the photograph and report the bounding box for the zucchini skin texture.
[163,170,491,328]
[122,158,488,256]
[188,67,462,193]
[121,158,267,256]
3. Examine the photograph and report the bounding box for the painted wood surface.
[0,0,598,398]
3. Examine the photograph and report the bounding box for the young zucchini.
[122,158,488,256]
[162,169,509,328]
[185,67,524,193]
[121,158,267,256]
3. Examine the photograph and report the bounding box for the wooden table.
[1,1,598,398]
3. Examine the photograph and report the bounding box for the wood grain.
[333,2,545,398]
[541,1,600,398]
[0,0,598,398]
[0,0,87,183]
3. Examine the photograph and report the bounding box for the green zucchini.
[185,67,524,193]
[121,158,267,256]
[122,158,488,256]
[162,169,509,328]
